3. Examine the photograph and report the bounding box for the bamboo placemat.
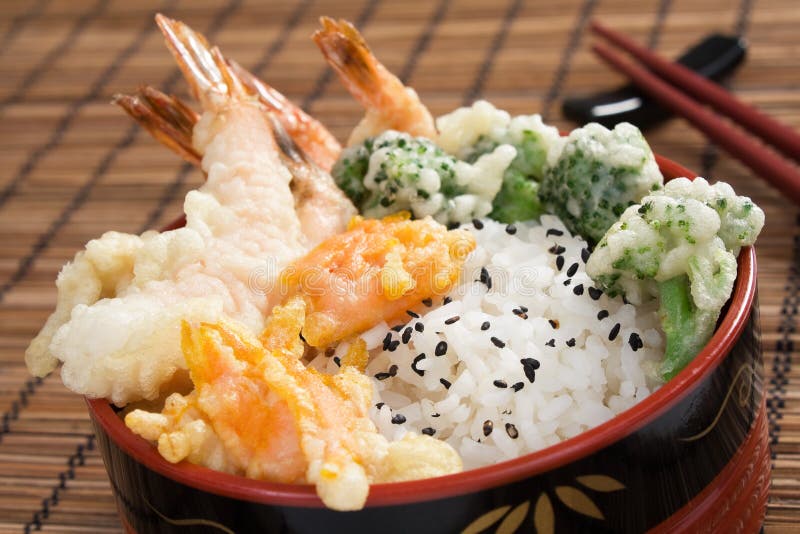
[0,0,797,532]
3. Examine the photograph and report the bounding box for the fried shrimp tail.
[228,59,342,171]
[155,14,249,109]
[313,17,436,145]
[113,86,201,166]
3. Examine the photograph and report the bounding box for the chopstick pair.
[589,20,800,205]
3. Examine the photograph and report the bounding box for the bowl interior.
[86,153,758,508]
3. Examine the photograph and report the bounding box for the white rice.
[310,216,663,470]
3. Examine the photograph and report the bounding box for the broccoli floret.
[437,101,561,224]
[332,130,515,225]
[586,177,764,379]
[464,129,548,223]
[488,168,542,223]
[539,122,664,245]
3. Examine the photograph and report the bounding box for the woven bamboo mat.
[0,0,797,532]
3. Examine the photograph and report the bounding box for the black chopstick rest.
[562,34,747,130]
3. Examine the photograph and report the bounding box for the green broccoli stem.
[657,275,719,380]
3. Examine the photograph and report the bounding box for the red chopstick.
[589,29,800,205]
[591,20,800,164]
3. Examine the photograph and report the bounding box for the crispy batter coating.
[280,213,476,347]
[126,299,461,510]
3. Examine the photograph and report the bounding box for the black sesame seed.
[588,286,603,300]
[406,310,420,318]
[522,366,536,383]
[512,308,528,320]
[375,371,392,380]
[563,278,571,286]
[472,218,484,229]
[431,412,441,418]
[435,341,448,356]
[415,322,424,332]
[481,321,491,331]
[556,255,565,271]
[545,339,556,347]
[391,414,407,424]
[333,357,341,367]
[447,222,460,230]
[566,262,579,277]
[422,298,433,307]
[548,245,566,254]
[581,248,591,263]
[609,323,621,341]
[389,364,398,376]
[483,420,494,436]
[573,284,584,296]
[479,267,493,290]
[597,310,609,320]
[444,316,460,325]
[440,378,451,389]
[391,324,404,332]
[382,333,393,350]
[376,402,385,409]
[505,224,517,235]
[411,354,426,376]
[402,327,412,344]
[566,338,576,347]
[520,306,528,313]
[443,296,453,305]
[490,337,506,349]
[493,379,508,388]
[387,340,400,352]
[421,427,436,436]
[629,332,644,351]
[549,319,559,329]
[512,382,524,392]
[521,357,541,374]
[546,228,564,237]
[505,423,519,439]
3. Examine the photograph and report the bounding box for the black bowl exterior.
[91,292,767,534]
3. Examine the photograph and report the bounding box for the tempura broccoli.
[331,130,515,225]
[586,177,764,379]
[437,101,562,223]
[539,122,664,245]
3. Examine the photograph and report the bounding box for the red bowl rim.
[86,153,758,508]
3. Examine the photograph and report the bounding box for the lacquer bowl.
[86,155,769,533]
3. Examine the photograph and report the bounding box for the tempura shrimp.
[25,15,311,404]
[126,300,462,510]
[228,60,342,171]
[313,17,437,146]
[280,213,476,348]
[114,84,355,247]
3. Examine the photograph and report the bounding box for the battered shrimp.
[281,213,476,348]
[268,116,357,246]
[126,300,462,510]
[115,85,355,247]
[25,15,309,404]
[313,17,437,146]
[228,60,342,171]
